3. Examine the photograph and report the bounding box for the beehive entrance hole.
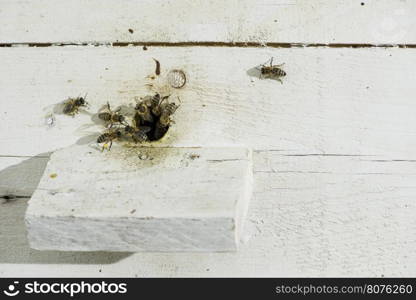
[134,108,170,142]
[142,117,169,142]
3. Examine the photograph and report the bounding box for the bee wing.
[52,98,74,114]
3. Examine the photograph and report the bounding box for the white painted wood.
[1,151,415,276]
[26,145,252,252]
[1,0,415,275]
[1,46,416,158]
[1,0,415,44]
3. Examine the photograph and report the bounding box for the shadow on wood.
[0,154,50,197]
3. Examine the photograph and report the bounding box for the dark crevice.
[207,159,244,163]
[0,154,50,158]
[0,42,416,48]
[1,194,30,200]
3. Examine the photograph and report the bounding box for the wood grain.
[1,46,416,157]
[0,0,415,44]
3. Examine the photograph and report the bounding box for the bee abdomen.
[63,104,74,114]
[161,103,178,117]
[97,133,110,143]
[98,112,111,121]
[272,69,286,76]
[132,131,148,143]
[150,94,161,107]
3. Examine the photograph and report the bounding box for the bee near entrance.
[133,93,180,142]
[95,93,180,151]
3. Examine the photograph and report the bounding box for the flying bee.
[260,57,286,83]
[124,124,151,143]
[97,129,122,151]
[63,94,88,116]
[98,102,127,127]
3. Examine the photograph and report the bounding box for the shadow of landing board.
[25,145,253,252]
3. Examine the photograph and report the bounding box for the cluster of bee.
[62,92,179,151]
[97,94,179,151]
[60,58,184,151]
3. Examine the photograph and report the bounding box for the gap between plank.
[1,42,416,48]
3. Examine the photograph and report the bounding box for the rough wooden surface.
[1,0,415,44]
[26,145,252,252]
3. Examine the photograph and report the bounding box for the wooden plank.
[26,146,252,252]
[1,46,416,157]
[1,152,415,276]
[1,0,416,44]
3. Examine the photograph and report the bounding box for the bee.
[150,94,170,116]
[124,124,151,143]
[153,98,179,140]
[154,119,170,140]
[98,102,127,127]
[63,94,88,116]
[260,57,286,83]
[160,101,179,118]
[135,101,154,123]
[97,129,122,151]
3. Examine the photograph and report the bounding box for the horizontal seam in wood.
[1,42,416,48]
[0,155,50,158]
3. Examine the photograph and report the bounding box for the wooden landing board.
[26,145,252,252]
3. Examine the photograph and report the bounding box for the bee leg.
[101,143,106,152]
[108,140,113,150]
[277,78,283,84]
